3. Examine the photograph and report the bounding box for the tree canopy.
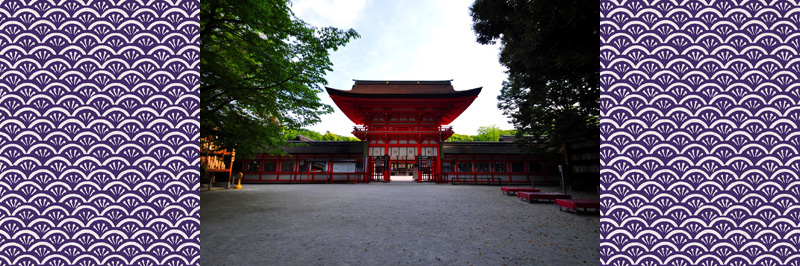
[474,125,516,141]
[282,128,359,141]
[319,131,360,141]
[200,0,359,157]
[470,0,599,147]
[447,134,475,142]
[445,125,516,142]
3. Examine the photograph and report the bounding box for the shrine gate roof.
[325,80,481,125]
[326,80,481,98]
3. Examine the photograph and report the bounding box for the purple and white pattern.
[601,1,800,266]
[0,1,199,265]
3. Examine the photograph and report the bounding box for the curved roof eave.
[325,87,482,99]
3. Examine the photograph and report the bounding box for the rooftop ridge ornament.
[351,79,455,86]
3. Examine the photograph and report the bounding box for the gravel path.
[201,182,599,265]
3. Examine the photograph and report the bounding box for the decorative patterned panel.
[601,1,800,265]
[0,1,200,265]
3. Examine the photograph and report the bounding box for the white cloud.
[291,0,369,28]
[402,1,513,134]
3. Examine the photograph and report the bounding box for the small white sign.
[333,162,355,173]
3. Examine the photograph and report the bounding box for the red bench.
[500,187,541,196]
[555,199,600,213]
[518,192,571,202]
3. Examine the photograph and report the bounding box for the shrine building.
[235,80,562,184]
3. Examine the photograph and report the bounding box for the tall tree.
[200,0,359,157]
[470,1,599,149]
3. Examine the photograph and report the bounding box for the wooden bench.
[501,187,541,196]
[555,199,600,213]
[449,174,504,185]
[518,192,571,202]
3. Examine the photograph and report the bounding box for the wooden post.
[558,165,566,194]
[384,137,390,182]
[384,155,390,182]
[438,141,444,183]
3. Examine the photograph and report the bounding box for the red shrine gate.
[327,80,481,183]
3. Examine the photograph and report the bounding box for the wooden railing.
[353,125,453,134]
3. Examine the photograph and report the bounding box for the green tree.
[320,131,338,141]
[282,128,359,141]
[475,125,499,141]
[200,0,359,157]
[470,1,599,148]
[282,128,323,141]
[446,126,516,142]
[447,134,474,142]
[473,125,516,141]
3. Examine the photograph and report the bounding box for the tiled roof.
[280,141,547,155]
[442,142,527,155]
[350,80,455,94]
[326,80,481,98]
[283,141,363,154]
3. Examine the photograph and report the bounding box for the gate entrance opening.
[391,162,413,176]
[366,155,438,182]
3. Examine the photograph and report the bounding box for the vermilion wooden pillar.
[435,155,441,183]
[384,138,390,182]
[417,136,422,182]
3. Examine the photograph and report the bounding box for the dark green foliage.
[470,0,599,147]
[200,0,359,157]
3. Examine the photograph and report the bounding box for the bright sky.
[292,0,513,136]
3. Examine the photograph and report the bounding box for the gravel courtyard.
[200,182,599,265]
